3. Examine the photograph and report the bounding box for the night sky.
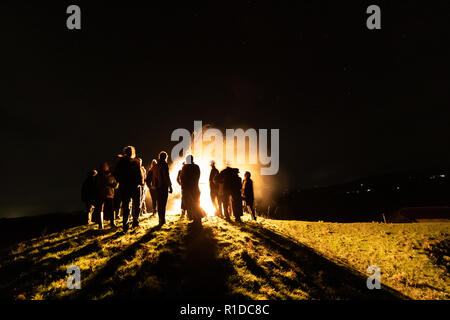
[2,1,450,217]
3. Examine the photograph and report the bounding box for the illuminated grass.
[262,219,450,300]
[1,214,446,300]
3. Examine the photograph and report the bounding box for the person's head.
[210,160,215,168]
[185,155,193,164]
[244,171,251,179]
[88,170,97,177]
[150,159,157,170]
[137,158,143,166]
[99,162,110,173]
[123,146,136,158]
[158,151,168,162]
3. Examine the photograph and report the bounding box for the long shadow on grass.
[1,228,116,266]
[0,228,122,299]
[161,222,240,300]
[231,221,409,300]
[70,221,241,300]
[68,224,166,299]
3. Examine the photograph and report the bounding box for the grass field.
[0,213,448,300]
[262,220,450,300]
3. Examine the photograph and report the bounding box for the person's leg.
[247,202,256,221]
[86,201,95,224]
[191,193,203,227]
[131,187,141,228]
[104,198,116,226]
[94,200,105,229]
[150,188,157,215]
[214,193,219,212]
[223,193,231,220]
[232,194,243,221]
[139,186,147,216]
[114,189,122,218]
[158,188,168,225]
[211,190,219,216]
[216,195,224,218]
[141,187,147,215]
[180,190,186,217]
[121,191,131,232]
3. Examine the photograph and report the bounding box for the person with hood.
[81,169,97,224]
[114,146,144,232]
[93,162,118,229]
[150,151,172,226]
[242,171,256,221]
[179,155,205,226]
[145,159,158,217]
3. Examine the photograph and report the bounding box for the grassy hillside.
[263,220,450,299]
[0,214,447,300]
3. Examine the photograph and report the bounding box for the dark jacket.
[145,169,154,189]
[231,174,242,197]
[95,171,119,199]
[180,163,200,191]
[151,159,172,189]
[209,167,219,190]
[114,156,144,190]
[215,167,240,194]
[242,178,254,201]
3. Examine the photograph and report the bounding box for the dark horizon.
[2,2,450,218]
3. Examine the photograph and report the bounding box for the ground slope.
[1,214,445,300]
[264,220,450,299]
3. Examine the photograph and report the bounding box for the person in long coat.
[180,155,205,226]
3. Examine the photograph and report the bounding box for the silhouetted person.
[242,171,256,221]
[137,158,148,216]
[176,162,187,218]
[145,159,158,217]
[114,146,144,232]
[230,169,243,222]
[81,170,97,224]
[209,160,220,216]
[93,162,118,229]
[215,161,237,220]
[216,179,225,218]
[180,155,204,226]
[112,154,124,219]
[150,151,172,226]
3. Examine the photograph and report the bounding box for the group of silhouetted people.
[176,156,257,226]
[81,146,172,232]
[81,145,256,232]
[208,160,256,223]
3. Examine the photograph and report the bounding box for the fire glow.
[165,122,272,216]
